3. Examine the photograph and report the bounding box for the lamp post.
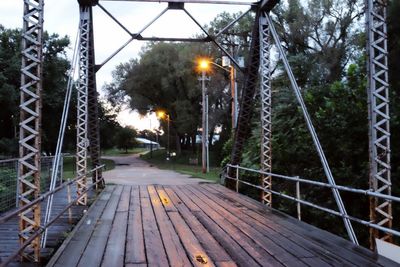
[156,111,170,160]
[208,58,239,131]
[149,113,153,158]
[198,59,209,173]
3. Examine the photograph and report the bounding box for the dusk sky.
[0,1,251,130]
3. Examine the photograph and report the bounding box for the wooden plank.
[197,185,333,267]
[188,185,309,267]
[155,186,177,212]
[125,264,147,267]
[173,186,260,267]
[161,186,236,267]
[101,185,131,267]
[168,211,217,267]
[204,185,352,265]
[183,185,292,267]
[140,185,169,266]
[147,185,191,267]
[205,184,392,266]
[48,186,116,267]
[74,185,123,267]
[125,186,146,265]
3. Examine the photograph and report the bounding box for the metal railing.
[0,164,104,267]
[0,156,63,213]
[223,164,400,240]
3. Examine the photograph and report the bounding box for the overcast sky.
[0,0,250,131]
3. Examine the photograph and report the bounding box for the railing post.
[60,155,64,186]
[224,165,229,185]
[67,178,72,224]
[296,176,301,221]
[95,168,99,191]
[235,166,239,193]
[15,160,19,208]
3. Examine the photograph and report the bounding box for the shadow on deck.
[46,184,396,267]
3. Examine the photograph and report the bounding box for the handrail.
[226,164,400,203]
[0,164,104,224]
[0,165,105,267]
[223,164,400,240]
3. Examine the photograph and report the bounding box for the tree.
[231,0,379,245]
[105,42,203,154]
[116,126,138,153]
[0,26,74,156]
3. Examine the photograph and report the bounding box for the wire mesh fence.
[0,156,63,213]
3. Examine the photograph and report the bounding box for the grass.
[62,156,116,180]
[140,149,221,182]
[101,147,149,156]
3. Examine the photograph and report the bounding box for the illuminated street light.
[197,58,210,173]
[199,59,210,71]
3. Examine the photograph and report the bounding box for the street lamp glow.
[156,111,166,119]
[198,58,210,72]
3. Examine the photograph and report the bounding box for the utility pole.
[202,69,207,173]
[231,66,238,130]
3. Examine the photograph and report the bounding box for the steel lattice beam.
[228,9,261,189]
[259,15,272,206]
[87,8,104,188]
[367,0,392,248]
[18,0,44,262]
[76,6,91,205]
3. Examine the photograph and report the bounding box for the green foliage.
[141,149,219,182]
[232,0,388,245]
[116,127,138,153]
[0,26,75,156]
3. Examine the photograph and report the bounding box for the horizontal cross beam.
[259,0,279,12]
[100,0,256,5]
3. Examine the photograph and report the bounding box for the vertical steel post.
[87,7,103,188]
[18,0,44,261]
[259,14,272,206]
[76,6,91,206]
[296,176,301,221]
[235,166,239,193]
[367,0,392,249]
[229,10,260,189]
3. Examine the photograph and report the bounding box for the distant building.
[135,137,160,150]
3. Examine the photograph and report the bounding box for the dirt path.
[102,154,213,185]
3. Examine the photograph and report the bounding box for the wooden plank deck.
[0,185,92,266]
[47,184,396,267]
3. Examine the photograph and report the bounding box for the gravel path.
[102,154,213,185]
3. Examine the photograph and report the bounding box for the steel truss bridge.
[0,0,398,265]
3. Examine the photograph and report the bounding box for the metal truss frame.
[76,6,91,206]
[87,7,104,188]
[266,12,358,245]
[366,0,392,248]
[18,0,44,261]
[95,1,252,70]
[259,14,272,206]
[229,10,261,184]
